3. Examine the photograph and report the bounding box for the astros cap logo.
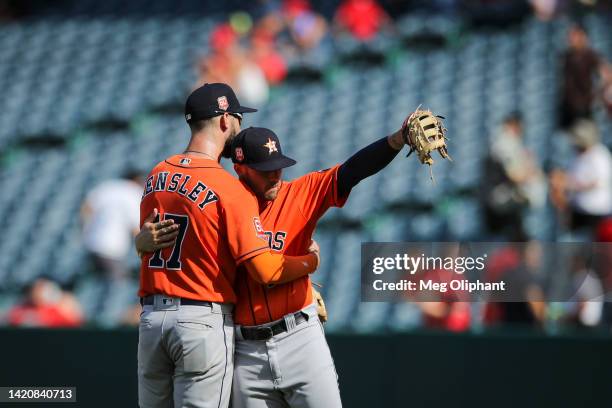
[235,147,244,162]
[263,138,278,155]
[217,96,229,111]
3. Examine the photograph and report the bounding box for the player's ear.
[219,113,230,132]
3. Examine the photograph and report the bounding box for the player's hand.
[307,239,320,270]
[136,209,179,254]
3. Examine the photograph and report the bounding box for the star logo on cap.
[263,138,278,155]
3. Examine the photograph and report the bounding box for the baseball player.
[138,113,449,407]
[138,83,321,408]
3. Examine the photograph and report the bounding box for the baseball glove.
[312,286,328,323]
[402,108,451,180]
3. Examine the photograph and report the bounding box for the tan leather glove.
[402,108,451,181]
[312,286,328,323]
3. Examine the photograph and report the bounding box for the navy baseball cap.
[185,83,257,123]
[231,127,296,171]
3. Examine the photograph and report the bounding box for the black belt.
[240,312,309,341]
[140,296,212,307]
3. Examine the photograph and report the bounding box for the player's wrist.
[387,130,404,151]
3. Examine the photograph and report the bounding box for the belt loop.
[219,303,234,315]
[235,325,245,341]
[210,302,221,314]
[284,313,297,332]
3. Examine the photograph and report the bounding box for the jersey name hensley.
[142,171,219,210]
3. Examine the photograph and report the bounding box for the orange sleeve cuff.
[244,251,318,285]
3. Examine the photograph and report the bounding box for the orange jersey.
[234,165,347,325]
[139,155,269,304]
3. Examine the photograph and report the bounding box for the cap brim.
[247,155,296,171]
[233,106,257,114]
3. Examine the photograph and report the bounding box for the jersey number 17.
[148,213,189,270]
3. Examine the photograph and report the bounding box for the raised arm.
[337,129,404,198]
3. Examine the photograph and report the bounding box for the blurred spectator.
[197,24,239,86]
[404,245,471,332]
[334,0,391,42]
[281,0,332,74]
[595,218,612,328]
[417,268,471,332]
[7,277,83,328]
[550,120,612,235]
[81,169,143,281]
[567,250,604,328]
[419,301,471,332]
[250,27,288,85]
[558,24,609,129]
[482,113,546,239]
[332,0,394,65]
[596,218,612,242]
[483,242,546,327]
[283,0,328,51]
[529,0,564,21]
[197,23,269,105]
[252,1,287,39]
[236,60,270,105]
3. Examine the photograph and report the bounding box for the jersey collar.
[165,154,223,169]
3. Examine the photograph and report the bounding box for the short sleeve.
[292,164,348,221]
[222,184,269,264]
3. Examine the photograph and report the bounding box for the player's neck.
[183,149,218,161]
[184,135,222,162]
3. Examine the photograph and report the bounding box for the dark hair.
[188,118,214,133]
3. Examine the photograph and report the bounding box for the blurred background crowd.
[0,0,610,334]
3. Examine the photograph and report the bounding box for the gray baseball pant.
[231,303,342,408]
[138,296,234,408]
